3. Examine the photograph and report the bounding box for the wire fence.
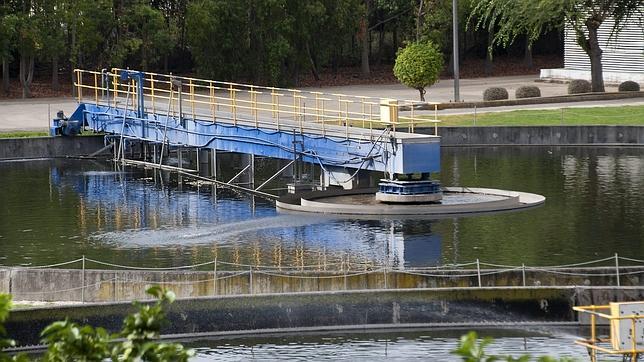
[2,254,642,303]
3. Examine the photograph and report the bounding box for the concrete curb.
[403,91,644,111]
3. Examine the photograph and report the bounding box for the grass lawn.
[0,130,49,138]
[433,105,644,127]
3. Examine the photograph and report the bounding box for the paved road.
[0,75,638,132]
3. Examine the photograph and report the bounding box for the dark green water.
[187,328,595,361]
[0,146,642,268]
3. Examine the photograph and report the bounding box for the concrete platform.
[277,187,545,217]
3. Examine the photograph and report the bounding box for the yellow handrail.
[72,68,442,138]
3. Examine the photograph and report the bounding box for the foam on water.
[90,215,329,247]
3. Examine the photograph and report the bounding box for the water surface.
[0,146,642,268]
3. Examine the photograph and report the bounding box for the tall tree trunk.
[376,25,384,66]
[19,54,34,98]
[306,42,320,82]
[586,24,605,92]
[71,25,77,98]
[360,0,370,77]
[417,87,426,102]
[523,37,533,69]
[484,29,494,76]
[416,0,424,41]
[52,56,59,91]
[1,58,9,94]
[392,25,398,56]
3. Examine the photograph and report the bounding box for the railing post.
[213,257,218,296]
[434,104,438,136]
[476,259,481,287]
[615,253,621,287]
[249,266,253,294]
[522,263,526,287]
[81,255,86,303]
[383,266,388,289]
[150,74,155,114]
[94,72,99,105]
[343,258,348,291]
[77,70,82,102]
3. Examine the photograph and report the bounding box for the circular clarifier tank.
[276,187,545,217]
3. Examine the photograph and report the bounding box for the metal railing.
[73,69,442,138]
[574,304,644,361]
[3,254,644,303]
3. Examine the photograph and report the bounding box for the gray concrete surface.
[0,135,107,160]
[2,265,639,303]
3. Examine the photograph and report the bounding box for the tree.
[0,12,18,95]
[35,0,66,91]
[359,0,371,77]
[393,41,444,101]
[470,0,644,92]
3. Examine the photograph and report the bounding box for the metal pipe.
[452,0,460,102]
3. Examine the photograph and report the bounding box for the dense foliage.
[515,85,541,98]
[567,79,591,94]
[618,80,641,92]
[393,41,443,101]
[482,86,508,101]
[470,0,644,92]
[0,0,572,98]
[0,287,193,361]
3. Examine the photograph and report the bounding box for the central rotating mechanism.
[376,173,442,203]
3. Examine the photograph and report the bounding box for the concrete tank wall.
[0,135,106,160]
[1,267,640,303]
[5,286,644,346]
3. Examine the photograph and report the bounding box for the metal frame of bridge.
[66,68,442,196]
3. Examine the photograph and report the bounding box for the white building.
[541,13,644,84]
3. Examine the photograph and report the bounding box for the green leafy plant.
[515,85,541,99]
[0,287,193,361]
[452,331,577,362]
[568,79,591,95]
[393,41,444,102]
[483,87,509,101]
[618,81,641,92]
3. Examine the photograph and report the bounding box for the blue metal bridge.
[54,69,441,194]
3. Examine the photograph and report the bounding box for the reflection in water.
[0,146,642,268]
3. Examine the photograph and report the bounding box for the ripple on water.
[188,330,596,361]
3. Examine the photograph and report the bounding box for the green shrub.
[568,79,591,94]
[515,85,541,99]
[0,287,194,362]
[483,87,509,101]
[393,41,444,102]
[618,80,641,92]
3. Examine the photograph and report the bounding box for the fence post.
[213,257,218,296]
[383,266,388,289]
[248,266,253,295]
[476,259,482,287]
[81,255,86,303]
[522,263,526,287]
[343,258,348,291]
[615,253,621,287]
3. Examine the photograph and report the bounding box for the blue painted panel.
[75,103,441,174]
[399,142,441,174]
